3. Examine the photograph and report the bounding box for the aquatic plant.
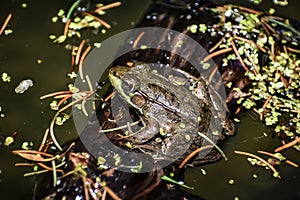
[190,4,300,151]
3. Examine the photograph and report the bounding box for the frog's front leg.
[161,129,194,159]
[127,118,159,144]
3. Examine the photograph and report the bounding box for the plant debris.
[196,4,300,151]
[14,79,33,94]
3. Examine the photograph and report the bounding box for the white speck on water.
[15,79,33,94]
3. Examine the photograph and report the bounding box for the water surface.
[0,0,299,199]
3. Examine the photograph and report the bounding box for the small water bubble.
[77,7,87,12]
[186,14,192,20]
[146,13,158,21]
[151,15,157,21]
[263,132,268,137]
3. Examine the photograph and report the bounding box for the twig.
[95,2,122,12]
[15,163,35,167]
[85,75,94,91]
[0,13,12,36]
[64,19,71,36]
[261,19,276,34]
[24,169,49,177]
[13,152,57,162]
[231,5,262,15]
[23,162,65,177]
[287,47,300,54]
[234,150,281,179]
[82,12,111,29]
[260,95,272,121]
[50,112,63,151]
[52,160,57,186]
[39,128,49,152]
[234,106,242,115]
[263,16,300,36]
[234,35,266,53]
[82,176,89,200]
[81,98,88,116]
[54,94,72,99]
[197,132,228,161]
[104,91,115,102]
[37,162,63,172]
[40,91,72,100]
[102,189,107,200]
[230,38,250,71]
[257,150,298,168]
[285,160,299,168]
[132,31,145,49]
[261,22,271,35]
[274,137,300,152]
[179,145,213,168]
[161,176,193,189]
[60,142,75,157]
[75,40,86,65]
[58,92,94,113]
[203,48,232,62]
[266,15,284,21]
[71,45,76,70]
[60,169,76,179]
[208,66,219,84]
[12,150,53,157]
[57,94,72,107]
[103,186,122,200]
[85,177,103,198]
[244,50,259,75]
[89,187,99,200]
[79,46,92,79]
[209,35,226,53]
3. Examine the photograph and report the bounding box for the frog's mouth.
[108,71,121,89]
[109,72,127,98]
[108,70,139,111]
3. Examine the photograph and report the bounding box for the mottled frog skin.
[108,63,235,164]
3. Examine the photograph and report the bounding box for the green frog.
[108,63,235,164]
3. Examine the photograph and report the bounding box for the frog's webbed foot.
[222,115,236,136]
[190,149,222,166]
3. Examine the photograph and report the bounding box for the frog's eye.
[121,77,136,93]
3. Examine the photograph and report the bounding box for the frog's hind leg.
[126,118,160,144]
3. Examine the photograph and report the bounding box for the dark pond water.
[0,0,299,199]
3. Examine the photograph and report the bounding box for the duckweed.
[4,136,14,146]
[202,4,300,149]
[1,72,11,82]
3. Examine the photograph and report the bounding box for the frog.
[108,63,235,164]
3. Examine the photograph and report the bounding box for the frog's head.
[108,64,148,109]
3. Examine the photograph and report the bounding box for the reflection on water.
[0,0,299,199]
